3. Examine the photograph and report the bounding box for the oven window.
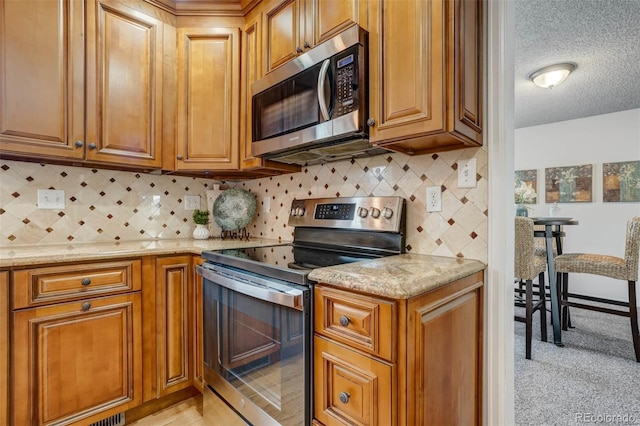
[204,280,308,426]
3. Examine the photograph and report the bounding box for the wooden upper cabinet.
[0,0,164,169]
[312,0,369,44]
[368,0,483,155]
[85,0,164,168]
[174,27,240,171]
[263,0,302,73]
[239,13,300,174]
[262,0,368,74]
[0,0,85,159]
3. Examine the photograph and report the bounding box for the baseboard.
[124,386,201,424]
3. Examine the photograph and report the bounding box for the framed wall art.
[603,161,640,202]
[515,169,538,204]
[545,164,593,203]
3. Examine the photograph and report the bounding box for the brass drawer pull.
[81,302,91,311]
[81,278,91,286]
[339,392,350,404]
[339,315,350,327]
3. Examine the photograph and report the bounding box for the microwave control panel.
[335,53,357,118]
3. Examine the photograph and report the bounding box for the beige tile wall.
[0,147,487,262]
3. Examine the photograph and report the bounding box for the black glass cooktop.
[201,244,378,285]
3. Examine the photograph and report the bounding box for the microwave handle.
[317,59,331,121]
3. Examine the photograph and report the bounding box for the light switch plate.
[457,158,477,188]
[426,186,442,212]
[262,196,271,213]
[38,189,65,209]
[184,195,201,210]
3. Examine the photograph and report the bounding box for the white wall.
[515,108,640,302]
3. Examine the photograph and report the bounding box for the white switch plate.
[37,189,65,209]
[184,195,201,210]
[262,197,271,213]
[457,158,477,188]
[426,186,442,212]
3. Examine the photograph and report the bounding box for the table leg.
[546,225,563,346]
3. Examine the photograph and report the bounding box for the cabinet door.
[0,271,7,426]
[85,0,163,168]
[192,257,205,392]
[406,273,483,426]
[368,0,445,145]
[314,336,393,426]
[156,256,192,397]
[263,0,302,73]
[312,0,368,45]
[12,293,142,425]
[0,0,84,159]
[175,27,240,171]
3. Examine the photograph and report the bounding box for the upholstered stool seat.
[555,253,627,280]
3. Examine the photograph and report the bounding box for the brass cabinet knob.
[339,315,350,327]
[339,392,350,404]
[81,278,91,286]
[81,302,91,311]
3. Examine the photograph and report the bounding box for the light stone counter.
[0,238,285,268]
[308,253,486,299]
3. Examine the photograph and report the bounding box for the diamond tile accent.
[0,147,488,263]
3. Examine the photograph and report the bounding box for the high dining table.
[532,216,579,346]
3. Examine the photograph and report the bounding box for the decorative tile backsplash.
[0,147,488,262]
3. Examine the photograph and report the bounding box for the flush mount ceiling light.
[529,63,577,89]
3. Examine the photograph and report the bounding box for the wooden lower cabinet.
[12,293,142,426]
[155,256,193,397]
[0,271,8,426]
[314,271,484,425]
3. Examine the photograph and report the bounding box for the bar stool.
[514,217,548,359]
[555,217,640,362]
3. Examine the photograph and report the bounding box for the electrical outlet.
[426,186,442,212]
[457,158,477,188]
[37,189,65,209]
[184,195,201,210]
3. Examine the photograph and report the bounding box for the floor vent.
[89,412,125,426]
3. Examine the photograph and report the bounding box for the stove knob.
[382,207,394,219]
[291,208,297,216]
[357,207,368,218]
[296,207,305,216]
[370,207,381,218]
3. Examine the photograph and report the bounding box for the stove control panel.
[288,196,405,232]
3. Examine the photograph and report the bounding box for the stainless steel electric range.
[197,196,406,426]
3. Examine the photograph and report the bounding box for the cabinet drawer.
[314,336,393,426]
[12,260,141,309]
[314,286,394,361]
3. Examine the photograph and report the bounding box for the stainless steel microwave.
[251,25,387,165]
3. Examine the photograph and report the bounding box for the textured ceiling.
[514,0,640,129]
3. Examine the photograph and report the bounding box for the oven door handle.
[196,265,304,309]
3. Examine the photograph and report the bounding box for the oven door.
[197,264,312,426]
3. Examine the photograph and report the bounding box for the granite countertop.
[0,238,284,268]
[308,253,486,299]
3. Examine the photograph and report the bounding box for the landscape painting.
[545,164,593,203]
[603,161,640,202]
[515,169,538,204]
